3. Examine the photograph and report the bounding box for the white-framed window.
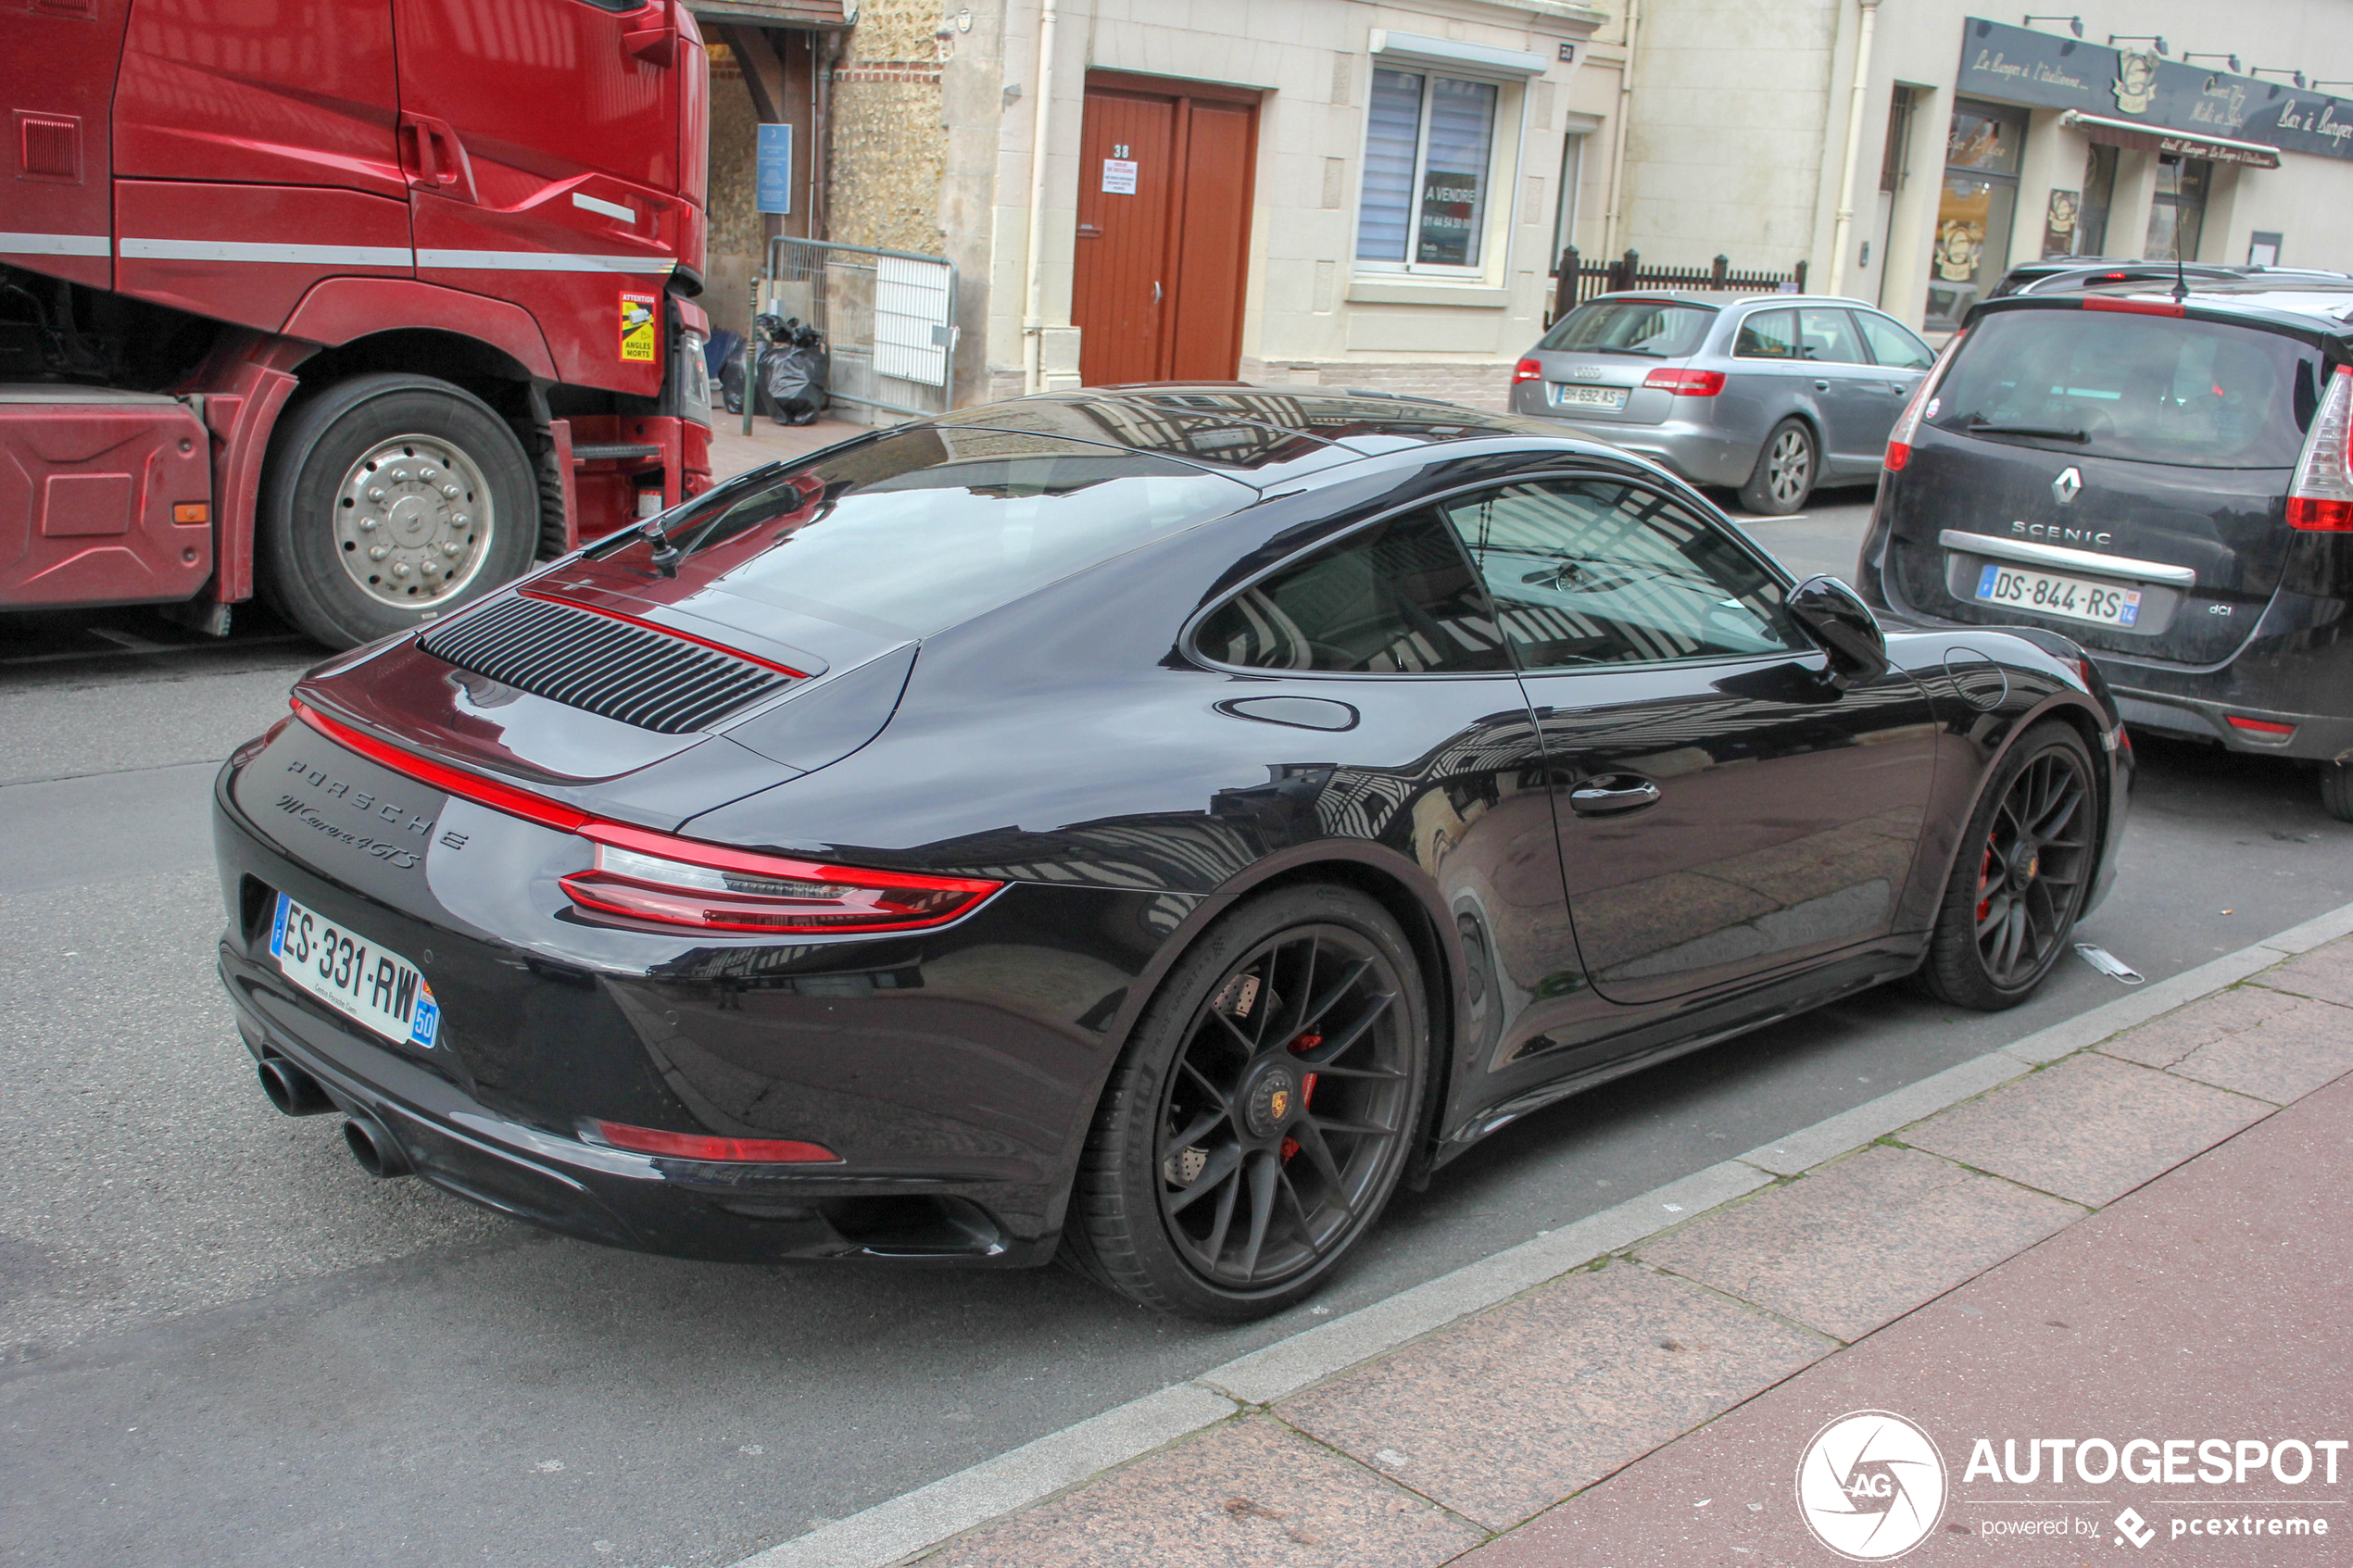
[1356,68,1506,275]
[1551,131,1584,270]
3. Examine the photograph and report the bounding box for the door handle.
[397,113,474,201]
[1153,280,1163,305]
[1813,379,1831,392]
[1568,774,1662,817]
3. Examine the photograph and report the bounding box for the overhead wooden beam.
[712,22,791,125]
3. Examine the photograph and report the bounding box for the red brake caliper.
[1975,839,1996,923]
[1281,1033,1322,1162]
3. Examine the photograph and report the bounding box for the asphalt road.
[5,492,2351,1568]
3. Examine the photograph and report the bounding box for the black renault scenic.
[1856,278,2353,820]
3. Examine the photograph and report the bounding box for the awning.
[2059,110,2283,169]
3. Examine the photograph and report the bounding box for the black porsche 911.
[212,387,2131,1320]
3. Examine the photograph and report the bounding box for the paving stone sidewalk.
[912,937,2353,1567]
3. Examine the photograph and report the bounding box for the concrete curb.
[725,903,2353,1568]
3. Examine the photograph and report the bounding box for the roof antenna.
[2172,243,2189,306]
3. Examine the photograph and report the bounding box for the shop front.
[1914,16,2350,331]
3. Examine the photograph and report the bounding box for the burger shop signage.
[1959,16,2353,163]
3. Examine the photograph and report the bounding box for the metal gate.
[749,237,958,429]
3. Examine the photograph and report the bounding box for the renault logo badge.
[2052,466,2082,505]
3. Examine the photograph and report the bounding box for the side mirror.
[1788,575,1890,689]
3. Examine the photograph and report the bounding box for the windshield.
[1540,300,1716,358]
[593,428,1253,635]
[1928,308,2322,468]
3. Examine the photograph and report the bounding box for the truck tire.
[258,372,538,648]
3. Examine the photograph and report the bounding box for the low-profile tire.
[1738,417,1818,516]
[2320,762,2353,824]
[1062,885,1429,1321]
[1919,721,2100,1010]
[258,372,539,648]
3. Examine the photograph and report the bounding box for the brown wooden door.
[1074,77,1257,386]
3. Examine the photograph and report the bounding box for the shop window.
[1358,69,1502,274]
[1925,98,2024,332]
[2145,156,2211,262]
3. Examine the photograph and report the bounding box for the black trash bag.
[759,318,829,427]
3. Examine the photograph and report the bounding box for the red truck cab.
[3,0,712,646]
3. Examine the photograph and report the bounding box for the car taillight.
[1642,368,1726,397]
[2286,365,2353,532]
[290,699,1001,935]
[1883,327,1968,473]
[2225,715,2297,738]
[589,1120,840,1163]
[560,826,1001,935]
[1512,358,1543,385]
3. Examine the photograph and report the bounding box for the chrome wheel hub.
[333,435,495,608]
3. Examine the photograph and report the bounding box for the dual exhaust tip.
[256,1056,413,1179]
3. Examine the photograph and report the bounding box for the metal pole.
[741,274,760,435]
[1827,0,1883,297]
[1021,0,1063,395]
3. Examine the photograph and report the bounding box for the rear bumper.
[220,940,1056,1266]
[1507,398,1756,488]
[2104,691,2353,764]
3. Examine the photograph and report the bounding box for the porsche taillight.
[560,827,1000,935]
[1883,326,1968,473]
[289,700,1001,935]
[2286,365,2353,532]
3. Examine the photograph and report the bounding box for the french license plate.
[269,893,440,1049]
[1974,563,2142,628]
[1551,383,1628,410]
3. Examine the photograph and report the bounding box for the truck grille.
[418,594,797,734]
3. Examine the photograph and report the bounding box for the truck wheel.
[258,373,538,648]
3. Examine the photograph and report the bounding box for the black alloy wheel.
[1920,722,2098,1009]
[1063,886,1428,1319]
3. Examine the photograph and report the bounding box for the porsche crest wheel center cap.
[1245,1067,1299,1139]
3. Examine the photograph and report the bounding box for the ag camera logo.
[1796,1410,1948,1561]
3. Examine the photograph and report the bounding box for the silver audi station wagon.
[1511,292,1938,515]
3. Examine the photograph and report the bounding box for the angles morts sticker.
[620,292,658,362]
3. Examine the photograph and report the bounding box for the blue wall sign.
[756,124,794,215]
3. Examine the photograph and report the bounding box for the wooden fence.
[1548,249,1808,325]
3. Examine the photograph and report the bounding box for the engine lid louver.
[418,593,799,734]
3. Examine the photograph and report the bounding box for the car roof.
[1972,279,2353,340]
[920,384,1572,482]
[1572,290,1906,317]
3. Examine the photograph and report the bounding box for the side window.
[1435,479,1806,671]
[1194,508,1509,673]
[1799,307,1869,365]
[1856,312,1935,370]
[1734,308,1799,360]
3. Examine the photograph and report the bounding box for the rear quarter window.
[1928,309,2322,468]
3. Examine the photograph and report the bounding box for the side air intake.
[418,594,798,734]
